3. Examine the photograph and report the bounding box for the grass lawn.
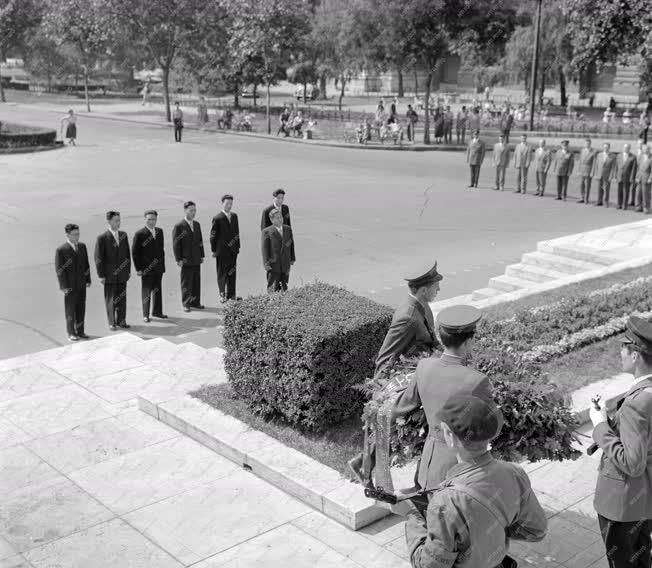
[190,382,363,481]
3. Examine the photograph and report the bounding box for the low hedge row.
[0,122,57,149]
[223,282,393,431]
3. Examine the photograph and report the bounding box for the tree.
[43,0,118,111]
[115,0,212,122]
[566,0,652,72]
[23,31,70,93]
[0,0,40,102]
[225,0,310,133]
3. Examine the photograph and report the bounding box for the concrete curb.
[137,394,390,530]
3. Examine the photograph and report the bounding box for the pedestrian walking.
[513,134,532,194]
[592,143,617,207]
[172,201,205,311]
[141,78,151,106]
[466,130,485,188]
[261,209,295,293]
[391,393,547,567]
[406,105,418,142]
[132,210,167,323]
[591,315,652,568]
[577,138,596,204]
[173,102,184,142]
[615,143,637,209]
[210,194,240,302]
[55,224,91,341]
[534,139,552,196]
[553,140,574,200]
[60,109,77,146]
[492,134,510,191]
[95,211,131,331]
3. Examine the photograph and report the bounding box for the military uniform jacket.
[406,452,547,568]
[636,156,652,183]
[392,354,491,490]
[534,148,551,173]
[375,296,438,376]
[615,152,637,183]
[513,143,532,168]
[553,150,574,176]
[593,374,652,522]
[591,152,617,181]
[466,139,485,166]
[492,143,510,167]
[577,148,596,177]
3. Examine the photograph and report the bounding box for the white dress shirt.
[185,218,194,232]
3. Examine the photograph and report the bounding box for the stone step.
[505,263,569,283]
[471,287,504,301]
[520,251,602,274]
[119,337,179,364]
[537,242,621,266]
[167,327,223,349]
[488,274,534,292]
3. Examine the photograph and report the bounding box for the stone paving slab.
[23,518,182,568]
[68,436,238,515]
[0,446,60,495]
[0,418,31,451]
[123,472,312,566]
[0,364,70,403]
[45,347,144,383]
[0,555,32,568]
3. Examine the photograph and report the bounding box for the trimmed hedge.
[0,122,57,149]
[224,282,393,431]
[362,355,581,465]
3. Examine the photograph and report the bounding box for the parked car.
[295,84,320,101]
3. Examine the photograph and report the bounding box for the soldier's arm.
[375,314,416,378]
[391,371,422,420]
[593,393,652,478]
[507,466,547,542]
[405,492,461,568]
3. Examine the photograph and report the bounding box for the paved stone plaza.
[0,99,631,358]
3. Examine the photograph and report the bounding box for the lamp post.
[528,0,543,131]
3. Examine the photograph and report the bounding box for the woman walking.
[60,109,77,146]
[173,102,184,142]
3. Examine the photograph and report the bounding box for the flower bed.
[0,122,57,149]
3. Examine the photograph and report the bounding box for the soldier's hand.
[590,404,608,427]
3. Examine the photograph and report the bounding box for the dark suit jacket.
[261,204,291,230]
[132,227,165,276]
[94,230,131,284]
[466,139,486,165]
[374,295,438,376]
[261,224,295,273]
[55,242,91,290]
[615,153,637,183]
[593,376,652,522]
[210,212,240,257]
[172,219,204,266]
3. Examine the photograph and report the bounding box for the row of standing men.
[53,189,296,340]
[467,132,652,210]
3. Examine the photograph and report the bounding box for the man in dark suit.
[261,188,291,230]
[55,223,91,341]
[466,130,485,188]
[210,194,240,302]
[590,316,652,568]
[172,201,205,312]
[577,137,596,204]
[95,211,131,330]
[616,143,637,209]
[261,208,295,292]
[592,142,617,207]
[132,210,167,322]
[553,140,574,200]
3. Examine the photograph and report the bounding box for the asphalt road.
[0,102,629,358]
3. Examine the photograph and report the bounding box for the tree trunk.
[558,66,567,107]
[319,72,327,100]
[233,79,240,109]
[83,66,91,112]
[423,72,432,144]
[413,67,418,97]
[0,68,4,103]
[539,65,545,108]
[397,67,404,97]
[253,83,258,108]
[266,81,271,134]
[303,80,307,102]
[338,76,345,111]
[162,65,171,122]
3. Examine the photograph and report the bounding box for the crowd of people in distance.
[54,189,296,342]
[277,104,317,138]
[465,132,652,212]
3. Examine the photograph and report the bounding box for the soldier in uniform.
[391,393,547,568]
[553,140,574,201]
[591,316,652,568]
[591,142,617,207]
[615,143,637,209]
[392,305,491,491]
[512,134,532,194]
[492,134,510,191]
[533,139,552,196]
[374,263,442,377]
[577,137,596,204]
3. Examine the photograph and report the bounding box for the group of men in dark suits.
[468,133,652,211]
[53,189,297,340]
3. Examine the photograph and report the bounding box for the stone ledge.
[137,394,389,530]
